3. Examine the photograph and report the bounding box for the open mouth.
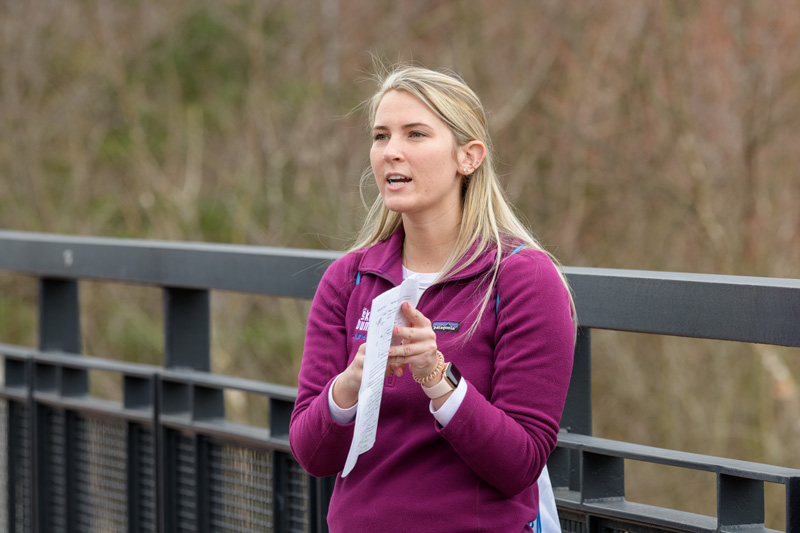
[387,175,411,185]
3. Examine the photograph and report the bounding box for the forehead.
[373,90,448,129]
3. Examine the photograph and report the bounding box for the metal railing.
[1,230,799,532]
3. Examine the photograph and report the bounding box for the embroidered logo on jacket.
[432,321,459,332]
[352,307,370,341]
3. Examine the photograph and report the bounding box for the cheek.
[370,148,383,170]
[370,150,384,189]
[429,155,459,183]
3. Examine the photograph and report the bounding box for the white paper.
[341,277,420,477]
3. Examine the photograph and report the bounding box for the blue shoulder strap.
[495,246,524,315]
[356,272,361,285]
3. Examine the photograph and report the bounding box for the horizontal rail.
[566,267,800,347]
[0,343,299,405]
[0,230,339,299]
[0,343,297,420]
[557,432,800,484]
[2,230,799,347]
[0,343,162,377]
[554,496,726,533]
[553,431,800,532]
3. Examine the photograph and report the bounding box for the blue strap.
[495,246,524,316]
[527,518,539,532]
[356,272,361,285]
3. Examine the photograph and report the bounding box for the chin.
[381,199,411,214]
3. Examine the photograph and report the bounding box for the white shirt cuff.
[328,374,358,424]
[430,379,468,427]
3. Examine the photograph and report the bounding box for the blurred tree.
[1,0,799,524]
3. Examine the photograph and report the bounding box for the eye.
[373,132,388,141]
[409,131,426,138]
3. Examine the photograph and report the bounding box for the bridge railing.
[1,230,798,532]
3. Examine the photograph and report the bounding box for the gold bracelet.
[413,351,446,385]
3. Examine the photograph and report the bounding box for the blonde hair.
[351,64,575,335]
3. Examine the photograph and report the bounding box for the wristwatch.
[421,362,462,399]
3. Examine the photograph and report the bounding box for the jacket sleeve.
[436,250,575,496]
[289,257,357,477]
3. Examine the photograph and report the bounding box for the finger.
[390,344,414,360]
[394,324,428,344]
[393,325,413,343]
[401,301,431,327]
[389,344,414,359]
[393,328,437,353]
[385,362,405,378]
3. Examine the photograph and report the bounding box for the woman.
[289,64,575,532]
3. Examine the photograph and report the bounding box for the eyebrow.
[372,122,433,131]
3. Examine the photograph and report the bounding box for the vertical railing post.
[37,278,87,533]
[787,477,800,533]
[562,326,592,434]
[4,356,29,529]
[193,385,224,533]
[717,474,764,530]
[555,326,591,492]
[127,421,142,533]
[195,435,211,533]
[269,396,294,531]
[162,287,221,529]
[273,451,289,532]
[39,278,82,355]
[159,425,178,533]
[163,287,211,371]
[6,401,16,528]
[65,410,79,532]
[309,475,334,533]
[158,379,191,533]
[580,452,624,503]
[124,374,158,533]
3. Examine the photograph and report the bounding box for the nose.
[382,137,403,163]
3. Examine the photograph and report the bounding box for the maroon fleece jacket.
[290,229,574,532]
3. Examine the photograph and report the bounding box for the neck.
[401,211,462,273]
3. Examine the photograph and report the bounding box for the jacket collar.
[359,226,497,286]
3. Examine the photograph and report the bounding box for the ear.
[458,140,486,174]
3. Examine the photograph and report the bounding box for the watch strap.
[422,363,456,399]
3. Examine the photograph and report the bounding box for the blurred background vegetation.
[1,0,799,525]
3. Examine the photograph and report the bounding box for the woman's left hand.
[386,302,440,379]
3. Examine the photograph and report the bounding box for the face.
[370,90,464,221]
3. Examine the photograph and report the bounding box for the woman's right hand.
[331,343,367,409]
[332,340,408,409]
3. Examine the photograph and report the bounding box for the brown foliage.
[1,0,800,522]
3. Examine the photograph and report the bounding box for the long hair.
[350,64,575,336]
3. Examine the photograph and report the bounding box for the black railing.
[1,230,799,532]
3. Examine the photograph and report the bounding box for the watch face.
[444,362,461,388]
